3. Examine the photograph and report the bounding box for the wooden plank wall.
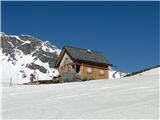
[58,62,109,80]
[82,63,108,80]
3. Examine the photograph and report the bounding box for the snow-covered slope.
[140,67,159,75]
[2,67,159,119]
[0,32,61,84]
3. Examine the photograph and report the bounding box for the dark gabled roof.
[55,46,112,67]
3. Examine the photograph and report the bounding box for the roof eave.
[75,59,111,67]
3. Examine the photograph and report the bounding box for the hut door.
[76,65,80,73]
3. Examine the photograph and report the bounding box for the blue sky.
[1,1,159,72]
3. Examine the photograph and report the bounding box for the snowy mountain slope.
[2,67,159,119]
[0,32,61,83]
[108,66,127,79]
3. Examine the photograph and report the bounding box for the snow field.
[2,67,159,119]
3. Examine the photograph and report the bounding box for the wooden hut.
[55,46,112,81]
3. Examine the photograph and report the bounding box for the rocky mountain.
[0,32,61,84]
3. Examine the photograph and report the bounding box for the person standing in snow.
[30,74,34,83]
[33,70,39,84]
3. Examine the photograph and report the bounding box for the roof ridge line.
[64,45,103,54]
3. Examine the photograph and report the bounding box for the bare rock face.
[1,32,61,74]
[26,63,47,73]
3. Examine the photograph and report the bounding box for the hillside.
[2,67,159,119]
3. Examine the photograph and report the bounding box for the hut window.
[76,65,80,73]
[64,57,69,65]
[87,67,92,74]
[72,65,75,69]
[99,70,105,75]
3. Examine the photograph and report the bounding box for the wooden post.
[81,63,84,80]
[10,77,12,87]
[36,75,39,85]
[107,69,109,79]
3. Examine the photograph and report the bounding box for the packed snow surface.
[2,67,159,119]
